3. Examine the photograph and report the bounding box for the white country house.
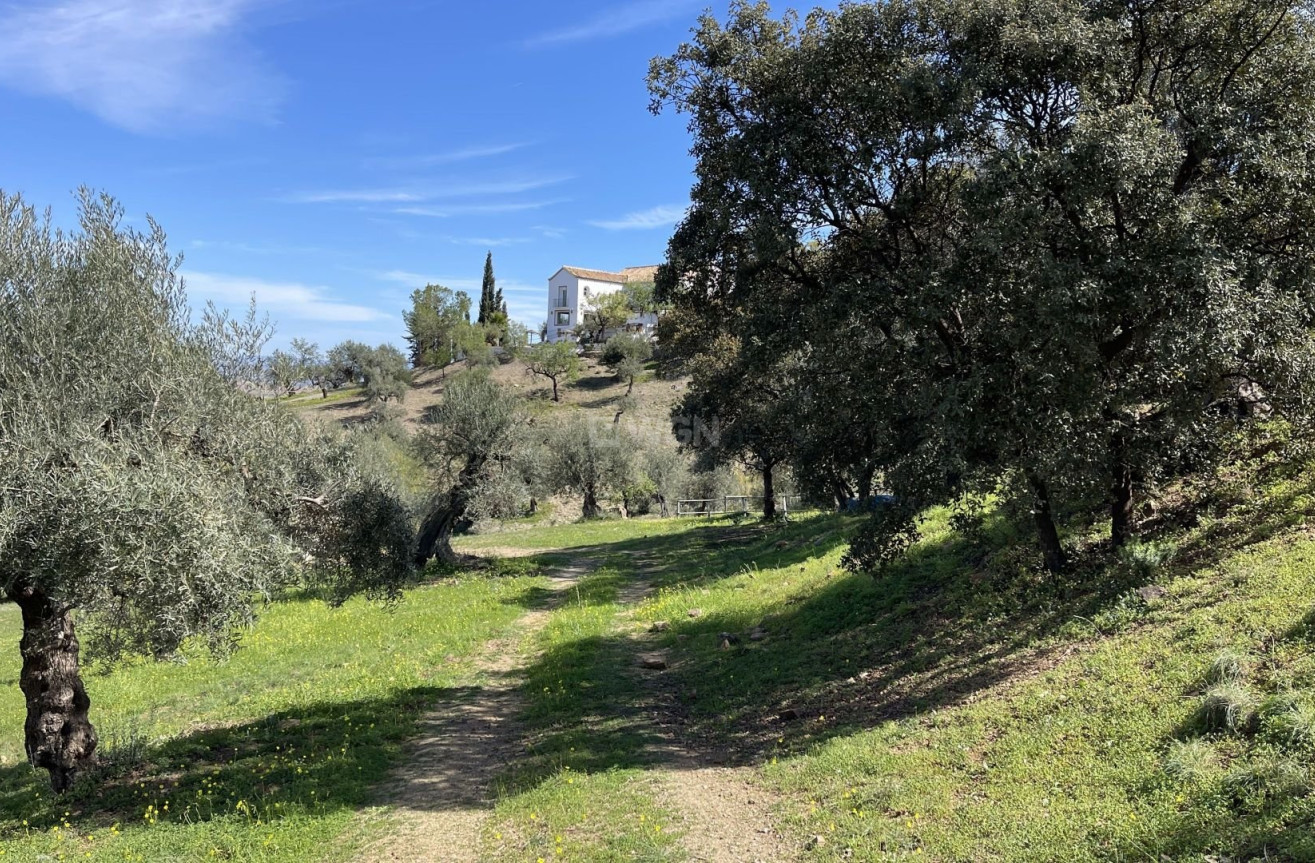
[546,265,660,343]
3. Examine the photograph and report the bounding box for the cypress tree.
[479,251,496,324]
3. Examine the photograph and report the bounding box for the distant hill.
[291,354,687,442]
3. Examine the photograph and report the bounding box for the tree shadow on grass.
[0,685,465,838]
[499,508,1182,787]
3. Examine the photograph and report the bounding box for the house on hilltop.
[546,265,660,343]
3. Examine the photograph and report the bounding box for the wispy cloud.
[364,143,528,171]
[370,270,480,291]
[441,235,531,248]
[393,199,567,218]
[285,177,572,205]
[190,239,331,256]
[525,0,697,48]
[589,204,686,231]
[183,271,389,323]
[285,189,427,204]
[0,0,284,133]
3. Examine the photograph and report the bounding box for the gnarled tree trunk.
[582,483,601,519]
[414,458,485,566]
[13,585,97,793]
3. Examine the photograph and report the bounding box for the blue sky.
[0,0,771,350]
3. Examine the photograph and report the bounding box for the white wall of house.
[546,267,659,343]
[546,270,578,343]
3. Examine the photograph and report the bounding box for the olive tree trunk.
[13,585,97,793]
[414,458,484,565]
[582,483,601,519]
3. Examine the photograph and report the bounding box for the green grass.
[459,492,1315,860]
[4,461,1315,861]
[482,566,685,862]
[0,569,546,862]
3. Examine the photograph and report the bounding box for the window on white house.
[558,287,568,307]
[555,310,570,326]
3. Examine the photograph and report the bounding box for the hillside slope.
[292,355,685,440]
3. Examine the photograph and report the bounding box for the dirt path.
[362,554,791,863]
[619,562,794,863]
[359,560,592,863]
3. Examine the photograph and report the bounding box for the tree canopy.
[0,190,414,791]
[651,0,1315,567]
[521,340,581,402]
[404,283,472,368]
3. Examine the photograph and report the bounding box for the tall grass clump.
[1206,649,1250,686]
[1259,694,1315,749]
[1201,681,1258,733]
[1224,755,1310,810]
[1164,739,1220,782]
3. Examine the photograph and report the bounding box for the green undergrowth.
[0,567,546,862]
[483,565,684,862]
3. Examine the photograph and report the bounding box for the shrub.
[1117,539,1178,579]
[1201,681,1258,733]
[1164,739,1219,782]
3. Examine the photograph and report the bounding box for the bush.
[1117,539,1178,579]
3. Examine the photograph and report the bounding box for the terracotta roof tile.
[559,265,661,284]
[561,266,626,283]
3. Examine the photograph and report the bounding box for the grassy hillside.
[292,355,685,441]
[454,503,1315,860]
[1,458,1312,860]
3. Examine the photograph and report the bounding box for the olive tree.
[362,344,411,405]
[521,340,581,402]
[579,289,633,346]
[601,334,653,396]
[0,191,414,792]
[546,416,635,519]
[413,371,524,563]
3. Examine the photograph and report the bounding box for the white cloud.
[364,144,527,171]
[370,270,480,291]
[441,235,530,248]
[525,0,697,47]
[0,0,284,133]
[183,271,389,324]
[393,199,566,218]
[190,239,329,256]
[286,177,572,205]
[285,189,428,205]
[589,204,686,231]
